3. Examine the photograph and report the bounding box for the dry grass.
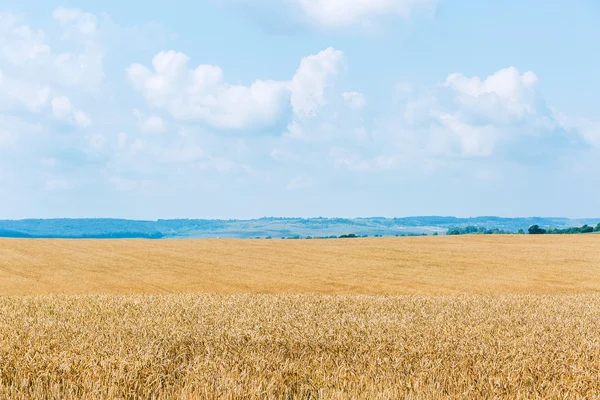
[2,236,600,398]
[1,294,600,399]
[1,235,600,295]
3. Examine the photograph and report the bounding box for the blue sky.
[1,0,599,219]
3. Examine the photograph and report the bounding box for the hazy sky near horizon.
[1,0,599,219]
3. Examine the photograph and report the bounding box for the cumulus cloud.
[430,114,498,157]
[272,64,593,177]
[0,13,50,66]
[0,8,104,105]
[444,67,539,121]
[50,8,104,91]
[386,66,584,158]
[53,48,104,91]
[290,47,344,117]
[217,0,436,32]
[0,74,91,127]
[275,48,346,142]
[127,47,344,130]
[547,108,599,148]
[127,51,289,130]
[288,0,435,28]
[446,67,538,98]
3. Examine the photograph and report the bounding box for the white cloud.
[445,67,538,98]
[554,114,600,148]
[290,47,344,117]
[50,7,105,91]
[287,0,434,29]
[0,10,104,92]
[52,48,104,91]
[274,64,592,177]
[385,66,574,158]
[444,67,539,120]
[127,47,344,130]
[342,91,366,109]
[279,48,345,142]
[127,51,289,130]
[51,96,91,127]
[0,9,104,138]
[0,13,50,66]
[430,114,497,157]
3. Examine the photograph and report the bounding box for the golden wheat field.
[1,235,600,295]
[1,236,600,399]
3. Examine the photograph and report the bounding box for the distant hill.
[0,217,598,239]
[0,219,162,239]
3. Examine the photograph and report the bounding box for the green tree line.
[528,223,600,235]
[448,223,600,236]
[447,226,512,235]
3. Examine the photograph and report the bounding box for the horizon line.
[2,216,600,222]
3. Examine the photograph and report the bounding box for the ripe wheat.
[1,236,600,398]
[1,294,600,399]
[1,235,600,295]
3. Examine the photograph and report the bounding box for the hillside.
[0,216,598,239]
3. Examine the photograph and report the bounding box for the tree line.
[447,226,512,235]
[447,223,600,236]
[527,223,600,235]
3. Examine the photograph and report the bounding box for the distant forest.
[526,224,600,235]
[448,223,600,236]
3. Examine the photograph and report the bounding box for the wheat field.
[1,235,600,295]
[1,236,600,399]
